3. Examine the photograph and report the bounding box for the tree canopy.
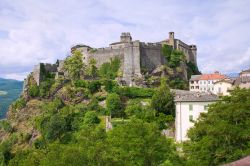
[183,88,250,166]
[64,50,85,80]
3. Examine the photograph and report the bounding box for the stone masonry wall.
[123,41,141,85]
[140,42,166,73]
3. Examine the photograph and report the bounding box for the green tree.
[106,93,122,117]
[169,50,185,68]
[161,44,173,62]
[86,58,98,78]
[151,78,175,116]
[40,114,67,141]
[183,88,250,166]
[83,111,100,125]
[28,84,39,97]
[64,50,85,81]
[99,57,121,79]
[106,119,183,165]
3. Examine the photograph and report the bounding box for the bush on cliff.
[99,57,120,79]
[151,79,175,116]
[11,97,26,111]
[64,50,85,81]
[106,93,123,117]
[116,87,154,98]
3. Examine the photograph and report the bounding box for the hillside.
[1,49,247,166]
[0,78,23,119]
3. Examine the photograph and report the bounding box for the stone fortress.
[27,32,197,87]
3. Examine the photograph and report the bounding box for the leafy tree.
[151,78,175,116]
[162,44,173,62]
[169,78,188,90]
[161,45,185,68]
[186,61,201,79]
[40,114,67,141]
[169,50,185,68]
[106,93,122,117]
[28,84,39,97]
[106,119,183,165]
[99,57,121,79]
[83,111,100,125]
[117,87,154,98]
[183,88,250,166]
[87,80,101,94]
[64,50,85,81]
[102,79,118,93]
[86,58,98,78]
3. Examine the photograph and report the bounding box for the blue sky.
[0,0,250,80]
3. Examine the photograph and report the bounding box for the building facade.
[174,90,218,142]
[213,78,234,96]
[189,72,226,93]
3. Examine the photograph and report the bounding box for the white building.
[189,72,226,93]
[213,78,234,96]
[174,90,218,142]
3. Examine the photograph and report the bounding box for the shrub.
[106,93,123,117]
[12,98,26,111]
[40,114,67,141]
[87,80,101,94]
[99,57,121,79]
[102,79,118,93]
[0,120,12,132]
[116,87,154,98]
[169,78,188,90]
[151,81,175,116]
[64,50,85,80]
[74,79,87,88]
[28,84,39,97]
[83,111,100,125]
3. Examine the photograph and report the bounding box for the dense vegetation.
[0,50,249,165]
[183,88,250,166]
[0,78,23,119]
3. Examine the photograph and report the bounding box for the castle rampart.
[28,32,197,86]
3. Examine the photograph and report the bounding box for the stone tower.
[120,32,132,43]
[190,45,197,65]
[169,32,175,48]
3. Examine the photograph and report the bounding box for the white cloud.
[0,0,250,80]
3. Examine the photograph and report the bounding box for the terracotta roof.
[172,89,219,102]
[199,73,226,80]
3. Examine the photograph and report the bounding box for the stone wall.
[123,41,141,85]
[32,63,57,85]
[140,42,166,73]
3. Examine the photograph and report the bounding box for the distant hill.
[0,78,23,119]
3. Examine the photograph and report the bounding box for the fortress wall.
[123,42,141,85]
[32,64,41,85]
[87,48,124,71]
[44,63,57,72]
[140,43,166,72]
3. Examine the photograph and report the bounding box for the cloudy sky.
[0,0,250,80]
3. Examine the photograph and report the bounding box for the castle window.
[191,81,194,84]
